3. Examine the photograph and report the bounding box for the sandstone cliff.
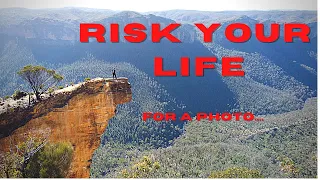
[0,78,132,178]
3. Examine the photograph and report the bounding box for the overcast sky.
[0,0,317,11]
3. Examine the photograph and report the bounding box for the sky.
[0,0,317,11]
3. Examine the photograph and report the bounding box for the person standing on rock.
[112,68,117,79]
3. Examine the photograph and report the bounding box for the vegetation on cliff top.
[17,65,63,101]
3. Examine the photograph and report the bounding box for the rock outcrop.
[0,78,132,178]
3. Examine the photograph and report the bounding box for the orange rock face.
[0,78,132,178]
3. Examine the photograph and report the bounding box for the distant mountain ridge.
[0,8,316,114]
[0,8,317,40]
[149,10,317,23]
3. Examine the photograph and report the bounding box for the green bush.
[277,156,299,177]
[120,156,160,178]
[84,77,91,82]
[209,167,263,178]
[13,90,27,100]
[25,142,73,178]
[48,88,54,94]
[0,152,22,178]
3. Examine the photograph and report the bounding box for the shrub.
[0,152,22,178]
[120,156,160,178]
[277,156,299,177]
[209,167,263,178]
[13,90,27,100]
[84,77,91,82]
[25,142,73,178]
[48,88,54,94]
[0,133,50,178]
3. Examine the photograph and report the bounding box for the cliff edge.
[0,77,132,178]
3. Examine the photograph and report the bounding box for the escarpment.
[0,78,132,178]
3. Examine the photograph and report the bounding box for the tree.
[0,131,73,178]
[0,152,22,178]
[17,65,63,101]
[209,167,263,178]
[25,142,73,178]
[0,129,50,178]
[277,156,299,177]
[120,156,160,178]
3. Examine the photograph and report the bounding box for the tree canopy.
[17,65,63,100]
[25,142,73,178]
[209,167,263,178]
[0,139,73,178]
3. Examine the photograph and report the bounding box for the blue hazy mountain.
[0,8,317,114]
[149,10,317,24]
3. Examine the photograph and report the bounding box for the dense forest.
[91,98,317,178]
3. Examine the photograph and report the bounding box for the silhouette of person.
[112,68,117,79]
